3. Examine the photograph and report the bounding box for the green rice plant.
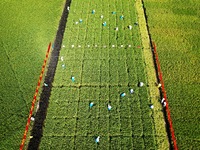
[120,117,132,136]
[109,64,119,85]
[121,137,133,150]
[110,136,121,149]
[39,136,52,149]
[76,117,90,136]
[99,87,109,101]
[109,87,120,100]
[97,136,110,150]
[109,115,121,135]
[132,122,143,137]
[74,136,96,150]
[143,135,156,149]
[63,118,76,135]
[132,137,145,149]
[88,117,99,135]
[77,102,90,118]
[61,136,75,149]
[98,117,109,134]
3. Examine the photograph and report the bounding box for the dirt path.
[135,0,169,149]
[27,0,72,149]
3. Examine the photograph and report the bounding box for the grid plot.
[40,0,157,149]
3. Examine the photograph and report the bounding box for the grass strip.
[135,0,169,149]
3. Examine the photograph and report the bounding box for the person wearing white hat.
[95,136,100,143]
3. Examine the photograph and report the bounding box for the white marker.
[139,82,144,87]
[161,98,165,103]
[130,89,134,94]
[150,104,154,109]
[31,117,35,121]
[61,56,64,61]
[163,102,166,107]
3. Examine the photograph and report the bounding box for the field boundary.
[136,0,178,149]
[152,42,178,150]
[135,0,169,149]
[27,0,71,149]
[19,42,51,150]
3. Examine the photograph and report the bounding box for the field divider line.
[19,42,51,150]
[153,42,178,150]
[135,0,170,149]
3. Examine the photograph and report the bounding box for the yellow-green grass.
[143,0,200,149]
[136,0,169,149]
[0,0,65,149]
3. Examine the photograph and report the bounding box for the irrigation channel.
[26,0,175,149]
[27,0,72,149]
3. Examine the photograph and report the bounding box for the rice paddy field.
[39,0,168,149]
[0,0,65,149]
[1,0,199,149]
[143,0,200,149]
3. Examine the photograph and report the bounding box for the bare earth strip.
[135,0,169,149]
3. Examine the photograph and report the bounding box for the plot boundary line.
[19,42,51,150]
